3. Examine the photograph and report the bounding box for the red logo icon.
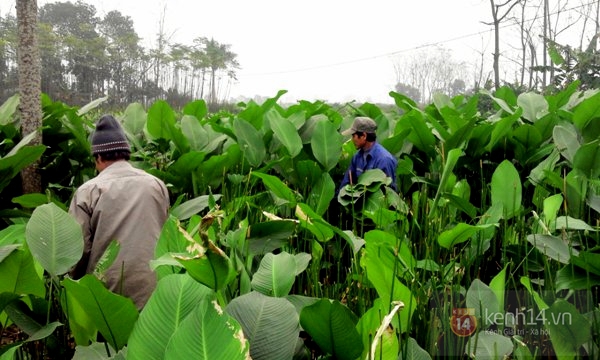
[450,308,477,337]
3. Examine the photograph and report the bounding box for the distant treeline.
[0,1,239,109]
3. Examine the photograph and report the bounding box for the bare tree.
[393,47,470,104]
[17,0,42,194]
[486,0,522,90]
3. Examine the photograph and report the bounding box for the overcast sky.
[2,0,495,103]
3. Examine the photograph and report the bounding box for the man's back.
[69,161,169,309]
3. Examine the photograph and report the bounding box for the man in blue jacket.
[339,116,397,192]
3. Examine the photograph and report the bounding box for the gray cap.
[91,115,130,155]
[341,116,378,136]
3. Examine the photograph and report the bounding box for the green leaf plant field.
[1,83,600,359]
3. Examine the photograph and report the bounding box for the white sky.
[1,0,498,103]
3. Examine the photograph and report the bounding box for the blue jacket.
[340,142,397,191]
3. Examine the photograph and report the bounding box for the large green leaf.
[528,148,560,185]
[527,234,578,264]
[438,223,495,249]
[122,102,147,137]
[429,147,462,218]
[72,342,120,360]
[543,194,563,229]
[3,299,62,344]
[0,224,25,246]
[491,160,522,219]
[545,299,592,359]
[170,194,222,220]
[247,220,296,255]
[0,247,45,299]
[0,94,19,126]
[399,110,436,155]
[553,125,580,163]
[569,251,600,276]
[520,276,549,310]
[555,264,600,291]
[517,92,548,122]
[364,230,417,276]
[183,99,208,120]
[356,298,400,360]
[488,265,507,317]
[362,238,416,333]
[0,244,20,263]
[485,108,522,152]
[299,299,363,360]
[146,100,176,140]
[233,118,266,167]
[572,91,600,133]
[466,279,500,328]
[4,129,42,158]
[295,203,334,242]
[398,337,432,360]
[512,123,542,150]
[226,291,299,360]
[174,238,235,291]
[465,331,513,359]
[25,203,83,277]
[127,274,215,360]
[181,115,209,152]
[0,145,46,193]
[168,151,205,177]
[573,140,600,178]
[251,252,311,297]
[153,217,196,279]
[554,216,596,232]
[164,299,250,360]
[266,109,303,158]
[307,172,335,216]
[62,275,139,351]
[311,119,342,171]
[252,171,297,208]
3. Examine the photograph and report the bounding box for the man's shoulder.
[373,142,394,155]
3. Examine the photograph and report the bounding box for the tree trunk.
[489,0,501,91]
[17,0,43,194]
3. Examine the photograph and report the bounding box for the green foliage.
[2,82,600,359]
[300,299,363,360]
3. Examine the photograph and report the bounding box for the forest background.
[1,0,600,111]
[1,0,600,359]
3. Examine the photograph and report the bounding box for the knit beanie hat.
[91,115,130,155]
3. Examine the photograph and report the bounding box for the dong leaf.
[527,234,578,264]
[465,331,513,359]
[251,252,311,297]
[307,172,335,216]
[545,300,591,359]
[175,241,235,292]
[553,124,580,163]
[517,92,548,122]
[234,118,266,167]
[181,115,209,151]
[267,109,303,158]
[62,275,138,351]
[25,203,83,277]
[164,299,250,359]
[227,291,299,360]
[438,223,495,249]
[573,140,600,178]
[300,299,363,360]
[252,171,296,207]
[491,160,522,219]
[311,119,342,171]
[127,274,215,360]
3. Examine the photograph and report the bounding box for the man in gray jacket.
[69,114,170,310]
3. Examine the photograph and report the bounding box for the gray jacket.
[69,161,169,309]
